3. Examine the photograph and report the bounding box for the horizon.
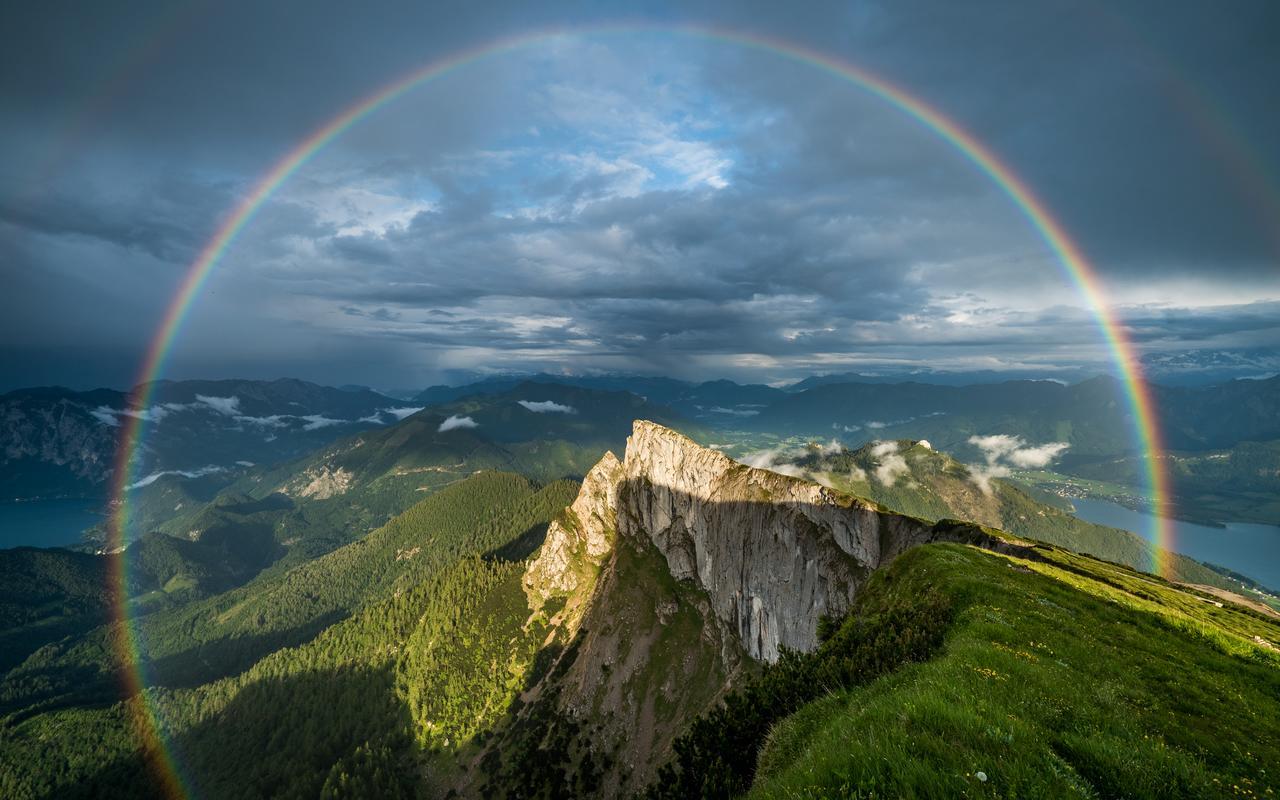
[11,367,1278,400]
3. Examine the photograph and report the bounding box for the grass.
[748,542,1280,799]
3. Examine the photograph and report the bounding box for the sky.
[2,0,1278,391]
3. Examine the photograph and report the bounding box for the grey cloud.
[2,0,1277,390]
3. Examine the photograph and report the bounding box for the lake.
[0,499,103,550]
[1070,497,1280,590]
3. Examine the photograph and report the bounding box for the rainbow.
[105,25,1173,797]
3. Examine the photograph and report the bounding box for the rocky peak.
[526,420,944,662]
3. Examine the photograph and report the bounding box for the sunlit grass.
[748,542,1280,799]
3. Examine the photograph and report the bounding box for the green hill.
[654,540,1280,799]
[787,439,1248,590]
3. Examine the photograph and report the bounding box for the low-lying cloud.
[709,406,760,417]
[738,447,808,479]
[517,400,577,414]
[438,414,478,432]
[235,414,291,428]
[127,464,225,490]
[869,440,911,487]
[967,433,1069,494]
[385,406,423,420]
[196,395,241,416]
[300,414,344,431]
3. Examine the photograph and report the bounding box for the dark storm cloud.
[1,0,1277,390]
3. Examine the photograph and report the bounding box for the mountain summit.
[530,421,975,660]
[474,421,1015,795]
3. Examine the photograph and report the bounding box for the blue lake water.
[0,499,103,550]
[1070,497,1280,590]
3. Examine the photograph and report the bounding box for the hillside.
[776,438,1251,591]
[656,540,1280,798]
[0,470,578,799]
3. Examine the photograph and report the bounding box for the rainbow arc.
[103,26,1172,798]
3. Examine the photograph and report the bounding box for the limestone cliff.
[523,449,622,632]
[489,420,978,796]
[527,419,945,662]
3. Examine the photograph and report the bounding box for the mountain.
[1156,374,1280,450]
[84,381,694,582]
[1139,348,1280,386]
[0,386,122,499]
[1,422,1278,799]
[779,438,1255,590]
[0,379,409,504]
[197,380,693,531]
[412,374,786,423]
[746,375,1280,465]
[452,422,1010,796]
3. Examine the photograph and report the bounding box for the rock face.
[527,420,943,662]
[288,465,355,499]
[524,450,622,629]
[0,391,121,497]
[620,421,937,660]
[494,420,1002,797]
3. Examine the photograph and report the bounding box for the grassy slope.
[748,542,1280,799]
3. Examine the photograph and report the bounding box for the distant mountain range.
[0,379,411,501]
[412,371,1280,466]
[5,372,1278,528]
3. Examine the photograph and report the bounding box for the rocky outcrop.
[500,420,1011,798]
[524,450,622,631]
[527,420,946,662]
[621,421,941,660]
[288,465,354,499]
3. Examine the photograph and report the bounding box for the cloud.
[966,433,1069,494]
[437,414,478,432]
[517,399,577,414]
[385,406,423,420]
[127,465,225,490]
[196,395,241,416]
[234,414,290,428]
[738,447,808,479]
[967,464,1012,496]
[1006,442,1070,468]
[3,6,1277,391]
[90,404,174,426]
[708,405,760,417]
[91,407,120,427]
[868,440,911,487]
[300,414,345,431]
[818,439,843,456]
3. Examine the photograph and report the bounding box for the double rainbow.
[104,25,1171,798]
